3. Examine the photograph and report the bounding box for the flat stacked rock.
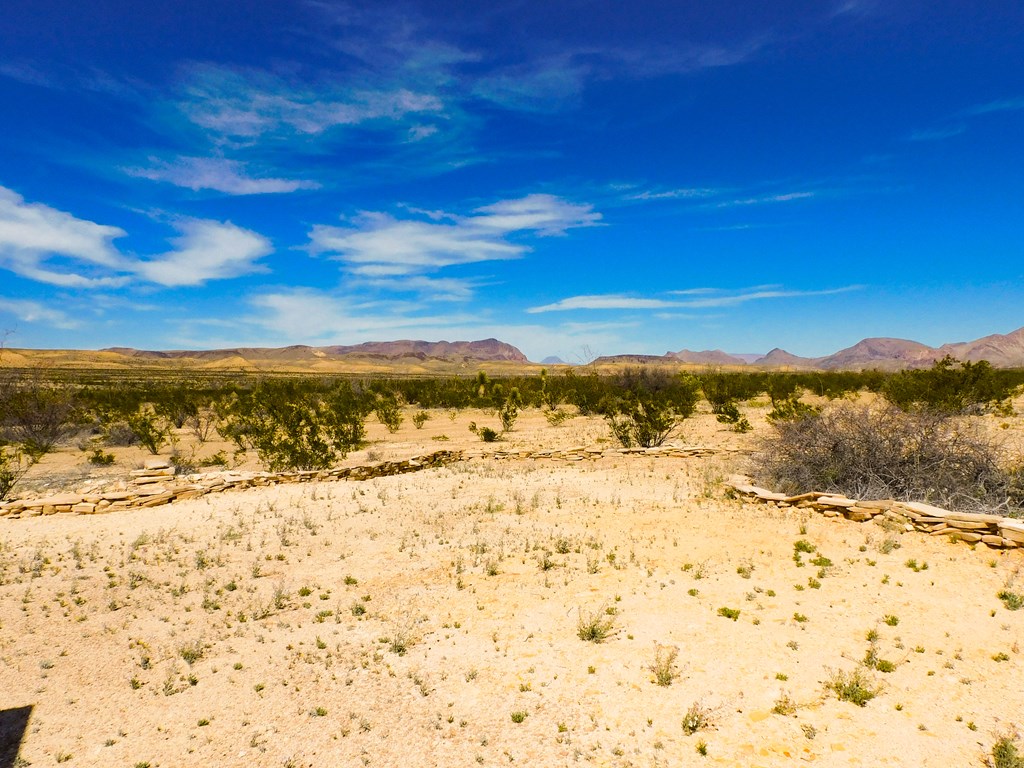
[725,477,1023,549]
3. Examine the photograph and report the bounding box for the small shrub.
[681,702,712,735]
[991,734,1024,768]
[373,394,404,433]
[88,447,115,465]
[412,410,430,429]
[997,589,1023,611]
[510,710,528,724]
[826,668,879,707]
[648,643,679,686]
[717,607,740,621]
[479,427,499,443]
[772,694,797,716]
[0,446,32,501]
[577,607,615,643]
[753,401,1023,514]
[125,406,170,455]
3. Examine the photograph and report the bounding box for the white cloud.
[124,156,319,195]
[178,65,443,144]
[625,187,721,201]
[527,295,682,313]
[528,286,861,313]
[310,193,600,276]
[356,275,479,302]
[716,191,815,207]
[667,286,861,308]
[0,185,274,290]
[0,297,78,329]
[134,220,272,287]
[0,185,129,287]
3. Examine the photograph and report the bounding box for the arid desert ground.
[2,404,1023,767]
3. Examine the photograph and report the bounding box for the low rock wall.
[726,477,1024,550]
[0,450,463,520]
[0,444,720,521]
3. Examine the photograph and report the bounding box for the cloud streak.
[528,285,861,313]
[124,156,319,195]
[0,185,272,289]
[310,193,600,277]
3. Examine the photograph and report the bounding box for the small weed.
[577,607,615,643]
[826,668,879,707]
[681,702,712,735]
[648,643,679,686]
[884,614,899,626]
[997,589,1024,611]
[510,710,528,724]
[717,607,740,621]
[772,694,797,716]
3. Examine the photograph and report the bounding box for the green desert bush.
[753,400,1024,514]
[221,380,365,471]
[883,356,1019,415]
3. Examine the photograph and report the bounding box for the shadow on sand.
[0,706,32,768]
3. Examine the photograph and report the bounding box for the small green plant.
[510,710,528,724]
[479,426,499,442]
[648,643,679,686]
[412,410,430,429]
[793,613,808,623]
[904,558,929,572]
[88,447,115,465]
[991,734,1024,768]
[682,702,712,735]
[696,740,708,756]
[997,589,1024,611]
[577,607,615,643]
[311,707,327,717]
[772,694,797,716]
[884,614,899,626]
[826,668,879,707]
[717,606,740,621]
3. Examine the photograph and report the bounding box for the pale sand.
[2,407,1022,767]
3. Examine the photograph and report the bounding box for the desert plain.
[2,401,1023,767]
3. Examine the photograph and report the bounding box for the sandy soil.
[2,407,1023,767]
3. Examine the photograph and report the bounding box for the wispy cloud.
[176,65,443,145]
[0,297,79,329]
[528,285,861,313]
[716,191,816,207]
[907,125,966,142]
[134,220,272,287]
[310,193,600,277]
[624,187,721,201]
[527,295,682,313]
[965,97,1024,116]
[0,185,272,289]
[123,156,319,195]
[0,185,129,287]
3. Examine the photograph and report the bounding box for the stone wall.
[726,477,1024,550]
[0,450,463,520]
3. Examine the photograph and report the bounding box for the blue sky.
[0,0,1022,362]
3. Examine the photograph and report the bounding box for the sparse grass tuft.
[826,668,880,707]
[648,643,679,686]
[577,607,615,643]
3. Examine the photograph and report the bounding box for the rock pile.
[726,477,1024,550]
[0,451,462,520]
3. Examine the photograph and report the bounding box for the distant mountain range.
[5,326,1024,371]
[594,325,1024,370]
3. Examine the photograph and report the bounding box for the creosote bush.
[754,400,1024,514]
[220,380,365,471]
